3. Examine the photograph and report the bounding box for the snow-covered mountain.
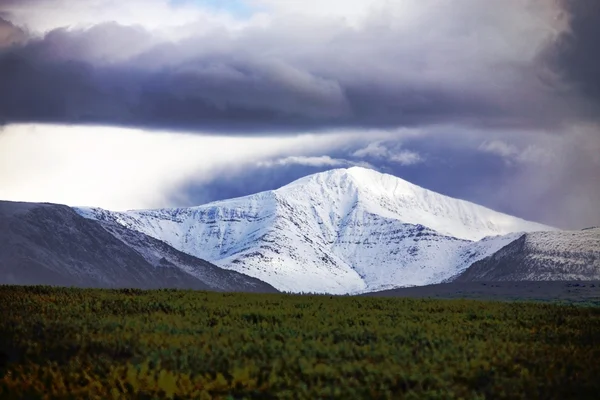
[77,167,554,294]
[452,228,600,282]
[0,201,277,293]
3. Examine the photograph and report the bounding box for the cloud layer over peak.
[0,0,598,230]
[0,0,595,133]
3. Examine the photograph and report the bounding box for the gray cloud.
[478,140,554,165]
[0,0,598,230]
[487,127,600,230]
[353,141,423,166]
[543,0,600,115]
[392,125,600,230]
[174,126,599,230]
[0,16,25,47]
[256,156,372,169]
[0,0,589,132]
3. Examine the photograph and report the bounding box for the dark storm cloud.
[544,0,600,109]
[0,0,589,133]
[1,0,598,230]
[0,23,347,132]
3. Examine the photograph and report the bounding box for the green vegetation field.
[1,286,599,399]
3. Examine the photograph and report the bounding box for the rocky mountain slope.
[77,167,554,294]
[451,228,600,282]
[0,201,277,292]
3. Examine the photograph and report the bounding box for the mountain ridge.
[452,228,600,282]
[0,200,277,292]
[103,167,552,241]
[76,167,554,293]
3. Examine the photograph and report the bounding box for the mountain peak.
[279,166,412,193]
[75,167,556,293]
[271,166,553,241]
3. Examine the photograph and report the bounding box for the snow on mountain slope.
[99,220,278,293]
[76,167,554,294]
[453,228,600,282]
[282,167,552,241]
[0,200,277,292]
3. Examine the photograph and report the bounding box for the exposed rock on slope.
[452,228,600,282]
[0,201,277,292]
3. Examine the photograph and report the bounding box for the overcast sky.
[0,0,598,229]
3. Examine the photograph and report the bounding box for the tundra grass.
[0,285,599,399]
